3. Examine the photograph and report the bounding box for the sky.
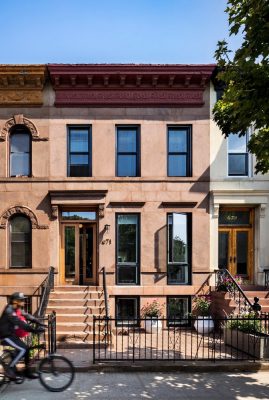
[0,0,242,64]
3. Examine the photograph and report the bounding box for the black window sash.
[67,126,91,177]
[167,213,191,285]
[116,214,140,285]
[115,296,139,325]
[167,126,191,177]
[116,127,140,176]
[228,152,249,176]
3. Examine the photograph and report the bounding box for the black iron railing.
[33,266,55,318]
[93,315,269,363]
[100,266,109,319]
[214,269,253,314]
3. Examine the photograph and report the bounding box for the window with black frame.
[167,213,190,284]
[116,214,139,285]
[167,126,191,177]
[10,215,31,268]
[116,297,139,325]
[116,127,140,177]
[228,134,249,176]
[167,296,190,326]
[68,127,91,177]
[10,127,31,177]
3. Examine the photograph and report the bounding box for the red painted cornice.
[48,64,215,107]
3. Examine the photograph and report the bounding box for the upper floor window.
[10,215,31,268]
[228,134,249,176]
[167,213,191,285]
[10,127,31,177]
[116,127,140,177]
[68,127,91,177]
[167,126,191,177]
[116,214,140,285]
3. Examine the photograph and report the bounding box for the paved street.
[1,371,269,400]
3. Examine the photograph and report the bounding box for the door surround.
[218,207,254,282]
[59,208,98,285]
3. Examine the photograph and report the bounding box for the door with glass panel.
[218,208,253,281]
[62,223,96,285]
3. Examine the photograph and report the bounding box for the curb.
[72,361,269,373]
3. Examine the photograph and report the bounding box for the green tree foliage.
[213,0,269,173]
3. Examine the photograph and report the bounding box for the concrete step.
[55,286,102,292]
[50,291,102,300]
[57,341,107,349]
[57,322,106,333]
[47,305,105,314]
[48,298,105,307]
[56,314,105,323]
[244,291,269,298]
[56,331,109,342]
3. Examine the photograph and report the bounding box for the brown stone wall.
[0,87,211,309]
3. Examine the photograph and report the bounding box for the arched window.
[10,127,31,177]
[10,215,31,268]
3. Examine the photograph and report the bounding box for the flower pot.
[224,328,269,359]
[145,318,162,333]
[194,316,214,334]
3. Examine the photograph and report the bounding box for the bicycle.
[0,339,75,392]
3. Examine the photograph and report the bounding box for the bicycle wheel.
[38,355,75,392]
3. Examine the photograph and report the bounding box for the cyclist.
[0,292,45,380]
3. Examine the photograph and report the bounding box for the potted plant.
[193,296,214,334]
[224,312,269,359]
[141,300,163,333]
[217,275,243,293]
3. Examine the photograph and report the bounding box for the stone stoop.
[211,286,269,316]
[46,286,110,348]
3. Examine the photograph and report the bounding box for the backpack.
[14,309,29,338]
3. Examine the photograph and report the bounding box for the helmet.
[9,292,27,303]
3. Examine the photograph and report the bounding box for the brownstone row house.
[0,64,215,342]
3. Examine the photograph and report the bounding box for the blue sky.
[0,0,242,64]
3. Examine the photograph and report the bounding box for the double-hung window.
[167,296,191,326]
[167,213,191,284]
[116,296,139,325]
[10,128,31,177]
[116,126,140,177]
[167,126,191,176]
[116,214,140,285]
[228,134,249,176]
[68,126,91,177]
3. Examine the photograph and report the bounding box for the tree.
[213,0,269,174]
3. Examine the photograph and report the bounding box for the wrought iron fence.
[93,315,269,363]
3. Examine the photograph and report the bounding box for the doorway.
[62,223,97,285]
[218,208,254,282]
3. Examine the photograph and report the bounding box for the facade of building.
[210,84,269,286]
[0,64,214,321]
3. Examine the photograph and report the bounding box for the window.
[167,126,191,177]
[167,296,191,326]
[116,214,140,285]
[167,213,191,284]
[116,127,140,176]
[61,211,96,221]
[68,127,91,177]
[228,134,248,176]
[10,127,31,177]
[116,296,139,325]
[10,215,31,268]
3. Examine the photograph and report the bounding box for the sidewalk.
[2,371,269,399]
[58,348,269,373]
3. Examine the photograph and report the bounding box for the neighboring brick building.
[0,64,214,331]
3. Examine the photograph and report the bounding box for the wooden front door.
[218,208,254,282]
[61,223,97,285]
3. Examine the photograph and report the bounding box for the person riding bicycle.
[0,292,45,380]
